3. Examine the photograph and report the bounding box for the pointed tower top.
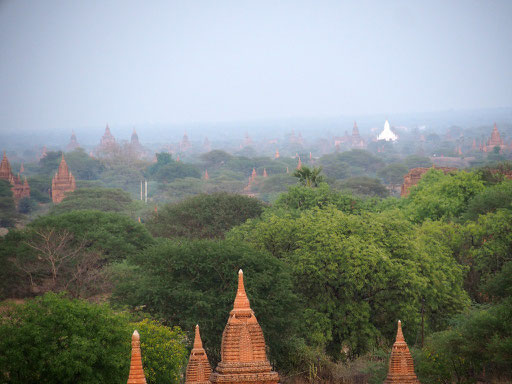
[395,320,405,342]
[233,269,250,311]
[263,168,268,177]
[127,330,147,384]
[193,325,203,350]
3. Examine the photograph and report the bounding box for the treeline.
[1,164,512,383]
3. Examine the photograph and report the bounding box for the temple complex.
[51,154,76,203]
[383,321,420,384]
[400,167,457,197]
[185,325,212,384]
[97,124,117,154]
[66,131,80,151]
[0,151,30,201]
[483,123,506,152]
[210,270,279,384]
[127,330,147,384]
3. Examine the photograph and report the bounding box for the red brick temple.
[384,321,420,384]
[51,154,76,203]
[97,124,118,154]
[0,151,30,202]
[210,270,279,384]
[483,123,506,153]
[400,167,457,197]
[186,325,212,384]
[127,330,147,384]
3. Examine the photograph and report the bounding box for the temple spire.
[233,269,251,310]
[384,320,420,384]
[127,330,147,384]
[185,325,212,384]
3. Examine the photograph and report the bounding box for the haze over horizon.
[1,0,511,132]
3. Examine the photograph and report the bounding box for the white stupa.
[377,120,398,142]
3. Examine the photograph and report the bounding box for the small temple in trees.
[400,166,457,197]
[0,151,30,202]
[97,124,118,155]
[482,123,506,153]
[334,122,366,150]
[51,154,76,203]
[126,270,421,384]
[66,130,80,151]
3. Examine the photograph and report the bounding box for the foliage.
[112,238,303,371]
[50,188,133,215]
[273,183,363,213]
[337,176,389,198]
[320,150,383,180]
[38,151,63,176]
[64,148,104,180]
[293,165,325,187]
[26,175,51,203]
[403,155,433,169]
[0,180,17,227]
[147,153,201,182]
[132,319,188,384]
[0,293,131,384]
[404,169,485,222]
[146,192,265,239]
[377,163,408,185]
[200,150,233,168]
[414,300,512,384]
[462,179,512,221]
[229,207,468,359]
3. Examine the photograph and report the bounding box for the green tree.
[0,293,130,384]
[403,155,433,169]
[0,180,17,227]
[293,166,325,187]
[337,177,389,198]
[112,238,302,371]
[229,207,468,359]
[462,179,512,221]
[404,169,485,222]
[147,153,200,182]
[133,319,188,384]
[377,163,408,186]
[50,188,133,215]
[146,192,265,239]
[64,148,104,180]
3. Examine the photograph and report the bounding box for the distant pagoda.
[351,121,365,148]
[210,270,279,384]
[51,154,76,203]
[181,132,192,152]
[127,330,147,384]
[185,325,212,384]
[483,123,506,152]
[378,120,398,142]
[97,124,118,155]
[66,130,80,151]
[0,151,30,201]
[384,321,420,384]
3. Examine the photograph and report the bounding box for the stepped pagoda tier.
[186,325,212,384]
[66,130,80,151]
[378,120,398,142]
[127,330,147,384]
[0,151,30,201]
[384,321,420,384]
[181,132,192,152]
[210,270,279,384]
[484,123,506,152]
[51,154,76,203]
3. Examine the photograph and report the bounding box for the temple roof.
[127,330,147,384]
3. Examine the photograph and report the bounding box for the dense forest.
[1,144,512,384]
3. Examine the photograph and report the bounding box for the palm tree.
[293,165,325,187]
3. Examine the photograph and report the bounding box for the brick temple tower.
[66,130,80,151]
[384,321,420,384]
[0,151,30,201]
[127,330,147,384]
[210,270,279,384]
[51,154,76,203]
[186,325,212,384]
[484,123,506,152]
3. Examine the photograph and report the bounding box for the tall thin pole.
[140,181,143,201]
[145,180,148,203]
[421,297,425,348]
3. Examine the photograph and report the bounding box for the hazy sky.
[1,0,511,131]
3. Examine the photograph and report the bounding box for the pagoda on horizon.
[66,130,80,151]
[97,124,118,155]
[483,123,506,152]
